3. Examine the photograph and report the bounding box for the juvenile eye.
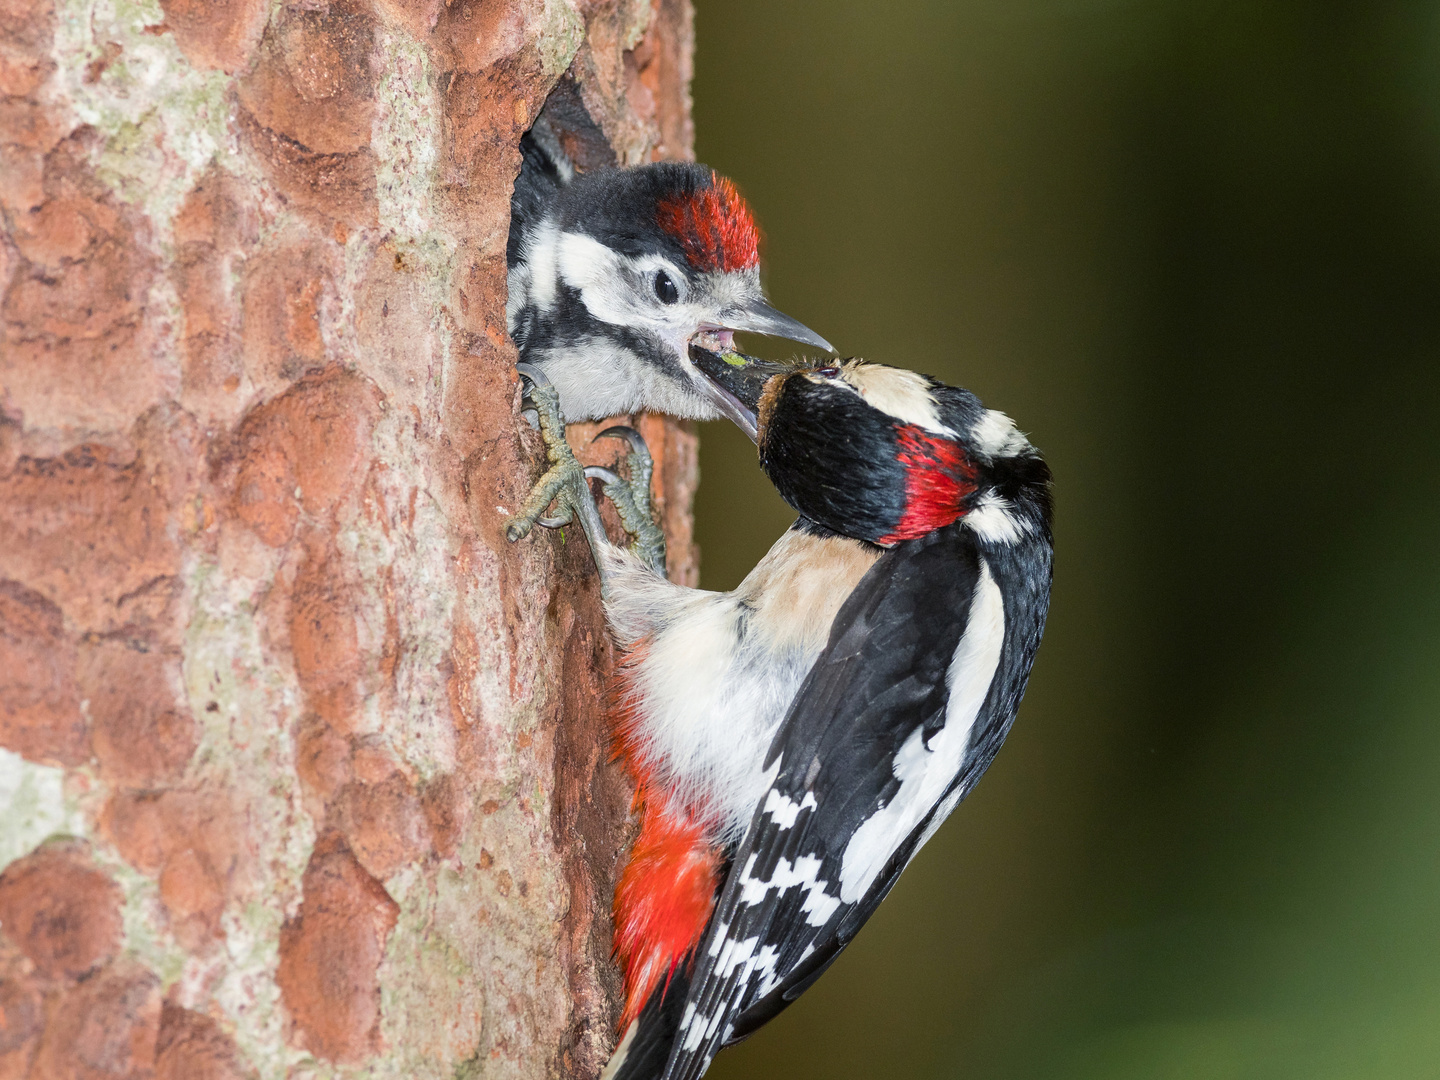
[816,366,841,378]
[653,270,680,305]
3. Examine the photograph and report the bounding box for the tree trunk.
[0,0,696,1076]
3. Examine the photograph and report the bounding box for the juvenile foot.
[505,364,590,543]
[588,426,667,576]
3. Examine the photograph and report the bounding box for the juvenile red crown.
[657,173,761,274]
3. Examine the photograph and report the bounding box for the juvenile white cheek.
[555,232,700,344]
[556,232,626,315]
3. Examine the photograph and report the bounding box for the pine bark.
[0,0,696,1076]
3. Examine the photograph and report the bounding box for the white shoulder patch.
[841,363,955,436]
[838,557,1005,903]
[964,492,1030,545]
[970,409,1030,459]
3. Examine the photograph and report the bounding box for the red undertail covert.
[609,639,722,1027]
[612,792,721,1027]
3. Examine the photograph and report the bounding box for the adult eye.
[653,269,680,305]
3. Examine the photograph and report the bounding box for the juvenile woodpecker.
[516,351,1053,1080]
[503,125,832,570]
[506,122,832,425]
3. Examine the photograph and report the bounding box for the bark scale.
[0,0,696,1076]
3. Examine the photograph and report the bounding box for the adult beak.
[706,299,834,352]
[688,343,796,443]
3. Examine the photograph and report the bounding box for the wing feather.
[660,522,996,1080]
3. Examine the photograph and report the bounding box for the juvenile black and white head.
[690,348,1052,548]
[507,160,832,423]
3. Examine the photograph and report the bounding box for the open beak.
[705,299,834,353]
[688,343,796,443]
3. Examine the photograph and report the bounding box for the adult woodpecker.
[512,350,1053,1080]
[503,122,832,568]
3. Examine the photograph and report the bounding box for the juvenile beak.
[707,299,833,352]
[689,343,794,443]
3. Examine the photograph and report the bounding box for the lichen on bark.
[0,0,698,1076]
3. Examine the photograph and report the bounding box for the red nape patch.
[878,424,977,545]
[612,790,721,1028]
[656,172,761,273]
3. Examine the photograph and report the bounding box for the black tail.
[601,969,692,1080]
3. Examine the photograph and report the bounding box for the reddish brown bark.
[0,0,697,1075]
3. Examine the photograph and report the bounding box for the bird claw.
[583,463,656,563]
[505,367,666,579]
[583,465,623,487]
[505,367,588,544]
[593,426,667,575]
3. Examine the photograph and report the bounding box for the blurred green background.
[687,1,1440,1078]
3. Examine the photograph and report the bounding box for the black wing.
[660,521,1026,1080]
